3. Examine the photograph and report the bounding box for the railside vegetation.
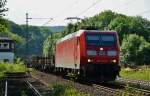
[52,83,90,96]
[120,66,150,81]
[0,61,26,78]
[0,59,27,95]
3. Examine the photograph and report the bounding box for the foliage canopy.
[121,34,150,65]
[0,0,8,17]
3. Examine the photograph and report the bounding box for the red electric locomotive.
[55,29,120,82]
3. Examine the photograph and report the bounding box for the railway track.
[116,78,150,90]
[93,77,150,96]
[93,84,127,96]
[31,70,150,96]
[27,77,52,96]
[25,81,42,96]
[93,84,150,96]
[4,72,51,96]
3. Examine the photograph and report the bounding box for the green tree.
[62,10,117,36]
[109,16,150,44]
[0,0,8,31]
[62,23,75,36]
[19,25,52,57]
[137,42,150,64]
[43,32,61,57]
[93,10,116,29]
[63,10,150,44]
[0,0,8,17]
[109,16,130,42]
[130,16,150,42]
[0,23,7,32]
[121,34,150,65]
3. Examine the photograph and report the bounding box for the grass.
[0,61,27,78]
[52,83,90,96]
[0,60,27,95]
[120,66,150,81]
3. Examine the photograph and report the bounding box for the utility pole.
[25,13,53,58]
[26,13,29,59]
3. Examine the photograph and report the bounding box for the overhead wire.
[55,0,79,18]
[76,0,134,18]
[42,0,150,26]
[42,0,104,26]
[42,0,79,26]
[60,0,103,25]
[42,0,133,26]
[76,0,103,17]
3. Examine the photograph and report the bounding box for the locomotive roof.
[56,30,117,44]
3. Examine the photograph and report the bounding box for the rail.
[25,81,42,96]
[4,81,7,96]
[93,84,150,96]
[93,84,131,96]
[116,78,150,90]
[4,72,43,96]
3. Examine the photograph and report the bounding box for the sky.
[5,0,150,26]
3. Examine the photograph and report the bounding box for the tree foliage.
[0,23,6,32]
[0,19,52,57]
[0,19,24,44]
[43,32,61,57]
[0,0,53,58]
[0,0,8,17]
[121,34,150,65]
[0,0,8,31]
[62,10,150,43]
[0,0,22,43]
[11,25,52,57]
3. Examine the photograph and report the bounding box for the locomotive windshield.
[86,34,116,46]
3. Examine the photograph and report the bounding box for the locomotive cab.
[85,32,119,64]
[80,30,120,82]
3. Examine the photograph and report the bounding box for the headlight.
[88,59,91,62]
[107,51,117,56]
[87,50,97,56]
[112,59,117,63]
